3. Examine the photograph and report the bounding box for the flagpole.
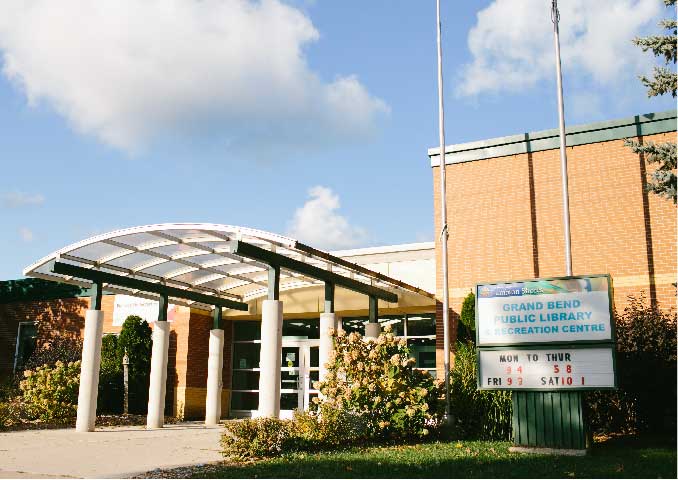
[435,0,452,423]
[551,0,573,276]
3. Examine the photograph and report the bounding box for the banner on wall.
[476,275,613,346]
[112,294,177,326]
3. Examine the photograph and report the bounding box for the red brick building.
[428,109,677,368]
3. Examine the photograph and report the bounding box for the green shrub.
[450,341,512,440]
[585,294,677,435]
[19,361,81,421]
[98,334,123,414]
[0,397,29,429]
[221,409,368,460]
[0,377,19,403]
[291,406,369,449]
[222,417,294,459]
[458,292,476,343]
[314,326,443,440]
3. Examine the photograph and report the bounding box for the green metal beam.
[90,280,103,310]
[213,306,222,330]
[268,265,280,301]
[369,295,378,323]
[228,240,398,303]
[324,282,335,314]
[51,261,249,311]
[158,293,169,322]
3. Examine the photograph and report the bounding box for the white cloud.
[457,0,661,97]
[287,186,369,250]
[2,191,44,208]
[18,227,34,242]
[0,0,388,153]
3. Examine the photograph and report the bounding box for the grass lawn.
[191,436,676,479]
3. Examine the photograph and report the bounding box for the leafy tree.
[458,291,476,343]
[625,0,677,203]
[97,315,152,414]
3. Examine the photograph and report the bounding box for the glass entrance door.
[280,340,319,418]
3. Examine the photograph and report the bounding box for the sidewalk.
[0,422,224,478]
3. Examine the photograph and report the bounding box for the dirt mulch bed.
[1,414,181,432]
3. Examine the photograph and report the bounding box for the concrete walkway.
[0,422,224,478]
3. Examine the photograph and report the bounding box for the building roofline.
[428,109,677,167]
[331,242,435,258]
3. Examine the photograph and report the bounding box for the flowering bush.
[222,409,368,459]
[314,326,444,439]
[19,361,81,421]
[222,417,293,459]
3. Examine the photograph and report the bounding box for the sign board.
[478,346,616,390]
[112,294,177,326]
[476,275,613,346]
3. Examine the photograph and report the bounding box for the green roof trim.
[0,278,108,305]
[428,109,677,166]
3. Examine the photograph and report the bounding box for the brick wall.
[173,310,233,419]
[0,292,237,419]
[432,131,677,366]
[0,297,89,378]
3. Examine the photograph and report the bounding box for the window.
[230,318,320,415]
[14,322,37,372]
[341,313,436,377]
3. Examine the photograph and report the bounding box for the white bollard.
[318,313,337,382]
[146,321,170,429]
[76,310,104,432]
[257,300,283,418]
[205,329,224,425]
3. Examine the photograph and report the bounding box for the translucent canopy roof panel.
[24,223,434,311]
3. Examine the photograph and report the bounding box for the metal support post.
[122,349,129,415]
[147,294,170,429]
[552,0,573,276]
[435,0,452,424]
[319,282,336,381]
[206,306,225,425]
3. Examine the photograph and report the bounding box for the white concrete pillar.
[318,313,336,381]
[205,328,224,425]
[365,322,381,339]
[75,309,104,432]
[257,300,283,418]
[146,321,170,429]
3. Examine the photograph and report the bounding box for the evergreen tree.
[97,315,152,414]
[625,0,677,203]
[458,292,476,344]
[116,315,152,413]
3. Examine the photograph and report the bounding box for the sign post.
[475,274,616,453]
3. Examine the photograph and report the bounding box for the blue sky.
[0,0,674,280]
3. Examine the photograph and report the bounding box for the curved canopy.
[24,223,432,311]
